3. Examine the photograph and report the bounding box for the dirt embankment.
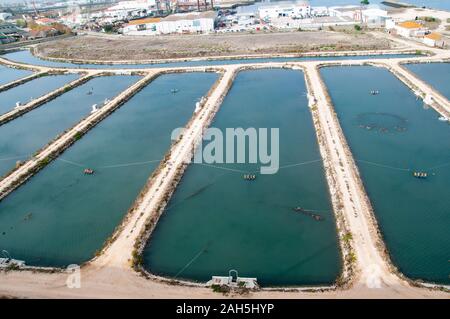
[34,31,392,61]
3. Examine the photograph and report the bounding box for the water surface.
[0,74,79,115]
[0,65,33,86]
[0,76,139,177]
[0,72,217,267]
[144,69,341,287]
[321,66,450,284]
[2,50,419,70]
[406,63,450,101]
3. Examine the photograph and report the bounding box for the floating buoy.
[84,168,95,175]
[413,171,428,179]
[243,174,256,181]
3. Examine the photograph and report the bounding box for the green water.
[321,66,450,284]
[406,63,450,101]
[0,72,217,267]
[0,74,80,115]
[144,69,341,287]
[0,65,33,86]
[0,75,139,178]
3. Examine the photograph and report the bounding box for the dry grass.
[34,31,392,61]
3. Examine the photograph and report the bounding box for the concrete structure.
[310,6,328,17]
[35,18,57,26]
[361,8,388,26]
[0,12,12,21]
[258,1,311,20]
[395,21,427,38]
[329,6,362,21]
[123,11,216,35]
[423,32,444,47]
[104,0,157,20]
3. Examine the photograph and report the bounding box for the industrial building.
[122,11,216,35]
[258,1,311,20]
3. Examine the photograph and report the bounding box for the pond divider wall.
[0,72,93,126]
[0,71,48,93]
[0,71,159,201]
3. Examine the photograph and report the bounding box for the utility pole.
[31,0,38,16]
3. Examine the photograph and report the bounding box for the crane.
[31,0,39,16]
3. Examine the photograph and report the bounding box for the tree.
[16,19,27,28]
[361,0,370,5]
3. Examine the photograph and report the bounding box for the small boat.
[438,116,448,122]
[370,90,380,95]
[413,171,427,179]
[87,88,93,95]
[243,174,256,181]
[171,88,179,94]
[84,168,95,175]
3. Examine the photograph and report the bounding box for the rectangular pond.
[405,62,450,101]
[0,72,218,267]
[320,66,450,285]
[0,65,33,86]
[0,75,140,178]
[2,50,420,69]
[0,73,80,115]
[143,69,342,287]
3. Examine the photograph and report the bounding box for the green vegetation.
[73,131,83,141]
[343,232,353,243]
[131,250,143,267]
[354,25,362,31]
[15,19,27,28]
[360,0,370,5]
[418,16,441,30]
[211,284,230,294]
[347,252,357,264]
[422,16,437,22]
[103,24,114,33]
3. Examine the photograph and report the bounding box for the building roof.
[162,11,216,22]
[398,21,422,29]
[0,22,22,35]
[330,6,360,13]
[127,17,161,25]
[425,32,442,41]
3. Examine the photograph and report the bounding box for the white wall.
[123,18,214,35]
[258,5,311,19]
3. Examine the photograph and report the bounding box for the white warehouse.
[123,11,216,35]
[258,1,311,20]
